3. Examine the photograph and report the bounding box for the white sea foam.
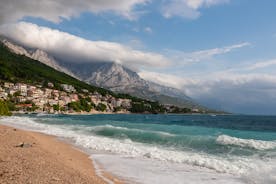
[216,134,276,150]
[92,154,246,184]
[2,116,276,184]
[0,116,256,175]
[88,124,176,137]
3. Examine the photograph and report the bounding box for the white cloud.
[144,27,153,34]
[245,59,276,71]
[0,22,170,69]
[166,42,250,64]
[139,70,276,114]
[0,22,247,70]
[161,0,229,19]
[188,73,276,114]
[139,71,185,89]
[0,0,149,24]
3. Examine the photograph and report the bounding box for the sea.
[1,114,276,184]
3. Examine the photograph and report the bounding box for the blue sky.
[23,0,276,53]
[1,0,276,114]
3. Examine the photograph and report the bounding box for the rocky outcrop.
[1,39,78,79]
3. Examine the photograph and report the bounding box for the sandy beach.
[0,124,121,184]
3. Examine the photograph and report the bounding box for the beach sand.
[0,125,122,184]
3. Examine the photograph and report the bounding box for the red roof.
[16,104,32,107]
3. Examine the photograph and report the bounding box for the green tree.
[113,106,122,112]
[96,103,107,112]
[53,104,60,111]
[68,102,81,112]
[13,91,21,97]
[79,98,92,112]
[30,104,39,112]
[0,101,12,116]
[130,102,149,113]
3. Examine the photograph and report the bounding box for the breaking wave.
[0,116,259,175]
[216,134,276,150]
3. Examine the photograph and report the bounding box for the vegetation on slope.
[0,43,172,113]
[0,43,112,96]
[0,101,12,116]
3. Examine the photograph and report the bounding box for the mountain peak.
[0,39,204,109]
[84,62,142,89]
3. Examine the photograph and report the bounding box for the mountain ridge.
[63,62,204,109]
[1,39,78,79]
[1,38,205,110]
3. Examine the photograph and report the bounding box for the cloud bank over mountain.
[0,22,170,70]
[139,70,276,114]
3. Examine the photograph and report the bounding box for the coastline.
[1,114,274,184]
[0,124,122,184]
[12,111,222,116]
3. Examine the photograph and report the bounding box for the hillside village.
[0,81,202,115]
[0,41,204,115]
[0,81,132,114]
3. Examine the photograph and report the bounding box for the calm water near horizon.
[1,114,276,184]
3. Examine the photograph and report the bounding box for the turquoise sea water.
[1,114,276,184]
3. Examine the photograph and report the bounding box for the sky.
[0,0,276,115]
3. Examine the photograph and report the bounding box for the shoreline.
[12,111,226,116]
[0,124,123,184]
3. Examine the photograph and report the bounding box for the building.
[44,88,53,97]
[48,99,58,106]
[192,108,199,113]
[15,104,33,109]
[32,89,44,98]
[0,91,7,100]
[111,98,122,107]
[90,95,101,105]
[7,89,17,96]
[70,94,79,102]
[59,96,71,105]
[4,82,14,89]
[48,82,54,88]
[52,90,59,98]
[82,89,89,93]
[17,96,27,103]
[121,99,131,108]
[61,84,76,93]
[13,83,27,96]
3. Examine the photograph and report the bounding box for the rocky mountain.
[1,39,78,79]
[1,38,204,109]
[60,62,202,109]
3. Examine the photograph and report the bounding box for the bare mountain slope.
[1,38,204,109]
[61,62,202,108]
[1,39,78,79]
